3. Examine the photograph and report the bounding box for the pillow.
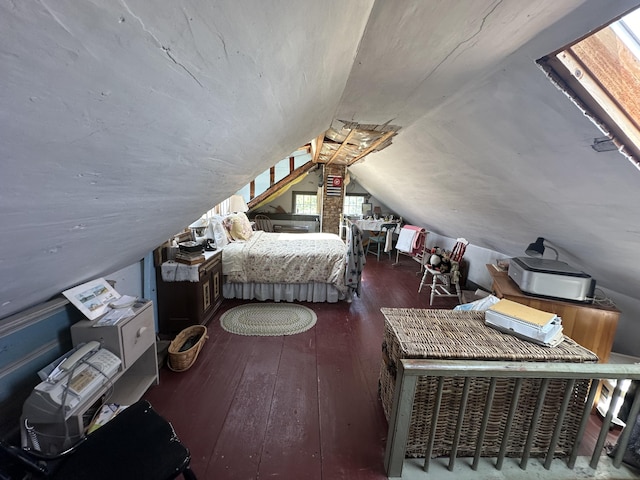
[223,212,254,241]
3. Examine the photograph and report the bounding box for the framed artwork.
[362,202,372,215]
[63,278,121,320]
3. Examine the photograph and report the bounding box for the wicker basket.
[378,308,598,459]
[167,325,208,372]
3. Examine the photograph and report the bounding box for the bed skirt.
[223,281,347,303]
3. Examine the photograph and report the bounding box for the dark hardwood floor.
[144,255,452,479]
[143,254,616,479]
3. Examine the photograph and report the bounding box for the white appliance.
[508,257,595,302]
[21,342,121,454]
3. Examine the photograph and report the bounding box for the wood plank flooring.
[144,255,447,479]
[143,255,615,479]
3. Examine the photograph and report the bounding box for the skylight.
[613,8,640,60]
[537,7,640,170]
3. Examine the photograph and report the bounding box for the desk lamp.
[525,237,559,260]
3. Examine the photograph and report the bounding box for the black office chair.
[0,400,196,480]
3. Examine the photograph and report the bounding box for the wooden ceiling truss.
[311,120,400,166]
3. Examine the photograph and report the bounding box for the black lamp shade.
[525,237,545,257]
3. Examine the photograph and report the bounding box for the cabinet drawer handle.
[136,326,147,338]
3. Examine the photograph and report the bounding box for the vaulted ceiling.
[2,1,640,349]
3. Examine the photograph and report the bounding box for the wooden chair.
[253,214,273,232]
[365,223,397,261]
[418,238,469,305]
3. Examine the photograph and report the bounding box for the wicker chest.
[379,308,598,459]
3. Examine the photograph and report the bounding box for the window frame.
[537,7,640,168]
[292,191,319,215]
[342,193,368,216]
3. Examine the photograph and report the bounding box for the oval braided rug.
[220,303,317,336]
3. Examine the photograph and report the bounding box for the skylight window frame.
[537,8,640,170]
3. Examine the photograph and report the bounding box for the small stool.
[50,400,196,480]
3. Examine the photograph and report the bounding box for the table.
[355,219,399,232]
[486,264,620,362]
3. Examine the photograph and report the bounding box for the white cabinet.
[21,301,159,454]
[70,300,159,407]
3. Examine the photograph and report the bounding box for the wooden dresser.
[487,265,620,362]
[157,250,223,335]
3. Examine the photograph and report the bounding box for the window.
[538,7,640,169]
[343,194,367,216]
[292,191,318,214]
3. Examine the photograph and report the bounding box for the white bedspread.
[222,231,347,292]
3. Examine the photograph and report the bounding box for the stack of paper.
[87,404,129,434]
[485,299,564,347]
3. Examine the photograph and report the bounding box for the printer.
[508,257,596,303]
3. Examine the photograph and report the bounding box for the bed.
[221,230,348,302]
[208,213,363,303]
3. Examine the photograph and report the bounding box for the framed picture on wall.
[362,202,372,216]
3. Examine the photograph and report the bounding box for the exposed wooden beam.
[348,131,396,165]
[247,161,317,209]
[326,129,356,165]
[312,133,324,163]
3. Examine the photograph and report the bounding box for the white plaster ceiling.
[2,0,640,330]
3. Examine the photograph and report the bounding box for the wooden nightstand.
[156,249,223,335]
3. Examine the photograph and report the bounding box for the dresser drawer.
[120,303,155,369]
